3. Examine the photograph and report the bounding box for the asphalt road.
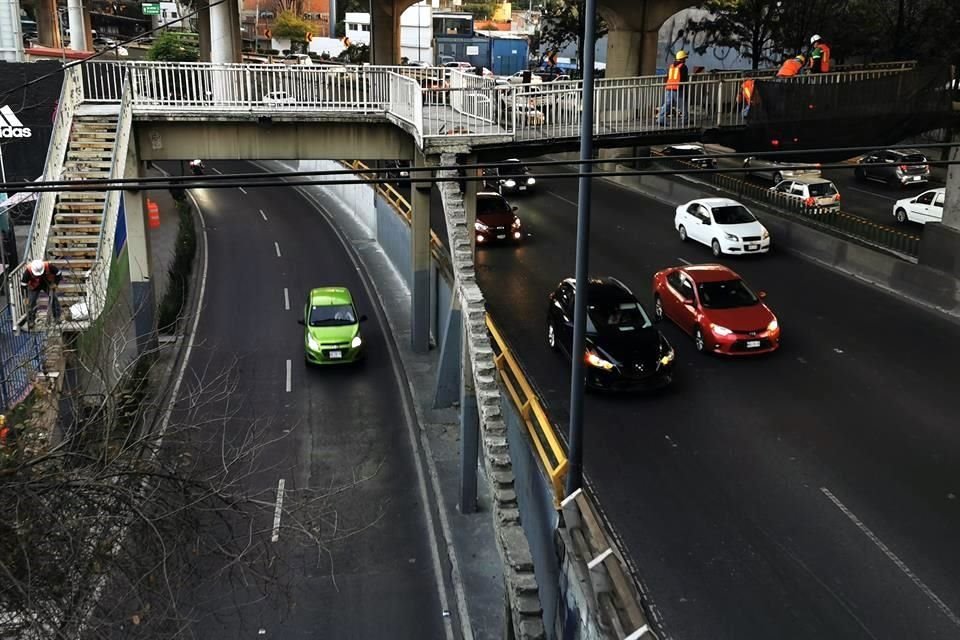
[178,162,449,639]
[475,164,960,640]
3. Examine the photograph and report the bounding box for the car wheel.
[711,239,722,257]
[654,295,664,322]
[773,172,783,184]
[894,207,908,224]
[694,327,706,353]
[678,225,688,242]
[547,322,557,350]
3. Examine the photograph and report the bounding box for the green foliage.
[146,32,199,62]
[158,199,197,334]
[337,43,370,64]
[272,10,310,40]
[461,0,499,19]
[538,0,607,72]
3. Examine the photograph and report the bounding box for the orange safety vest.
[665,62,683,90]
[741,78,755,102]
[810,43,831,72]
[777,58,803,78]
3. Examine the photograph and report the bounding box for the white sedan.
[675,198,771,257]
[892,187,944,224]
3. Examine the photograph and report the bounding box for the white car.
[770,177,841,210]
[893,187,945,224]
[675,198,771,257]
[263,91,296,106]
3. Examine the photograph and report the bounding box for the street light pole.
[565,0,597,496]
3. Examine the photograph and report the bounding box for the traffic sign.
[141,3,160,15]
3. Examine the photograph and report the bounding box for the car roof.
[561,277,635,302]
[690,197,743,208]
[665,144,705,151]
[884,148,926,157]
[477,191,506,198]
[790,176,834,185]
[310,287,353,306]
[679,264,741,283]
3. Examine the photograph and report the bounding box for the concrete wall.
[376,196,413,288]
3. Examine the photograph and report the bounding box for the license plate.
[746,340,761,348]
[519,186,527,191]
[497,234,506,239]
[909,176,921,181]
[328,350,342,359]
[745,244,759,251]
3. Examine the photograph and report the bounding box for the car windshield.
[587,301,652,332]
[477,197,511,216]
[505,161,530,173]
[309,304,356,326]
[696,280,759,309]
[808,182,838,197]
[900,154,927,164]
[711,205,756,225]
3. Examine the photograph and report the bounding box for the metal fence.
[0,304,44,410]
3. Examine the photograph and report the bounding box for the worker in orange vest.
[776,54,805,78]
[740,78,755,118]
[809,35,831,73]
[657,50,689,126]
[21,259,62,330]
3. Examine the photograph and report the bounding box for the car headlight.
[512,217,522,229]
[475,221,489,232]
[307,334,319,350]
[351,335,363,348]
[724,232,739,242]
[585,351,615,371]
[527,177,536,185]
[504,179,517,188]
[762,227,770,240]
[659,348,675,366]
[767,319,778,332]
[710,323,733,336]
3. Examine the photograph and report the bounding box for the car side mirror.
[359,314,368,322]
[297,318,305,325]
[512,206,519,212]
[702,217,711,225]
[758,291,767,299]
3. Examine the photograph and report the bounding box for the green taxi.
[299,287,367,365]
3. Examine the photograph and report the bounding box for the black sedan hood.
[588,325,664,365]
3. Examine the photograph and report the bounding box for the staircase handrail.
[87,74,134,321]
[6,66,83,329]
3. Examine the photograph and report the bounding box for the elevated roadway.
[474,165,960,639]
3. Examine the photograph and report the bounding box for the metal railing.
[0,304,44,410]
[8,66,84,330]
[86,79,134,322]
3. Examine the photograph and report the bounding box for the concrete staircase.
[45,114,118,319]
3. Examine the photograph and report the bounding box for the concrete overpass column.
[36,0,62,49]
[197,0,212,62]
[122,159,158,356]
[210,0,242,63]
[370,0,399,65]
[919,134,960,278]
[605,29,651,78]
[82,8,93,51]
[411,151,435,352]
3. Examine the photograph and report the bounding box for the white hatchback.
[892,187,945,224]
[675,198,771,257]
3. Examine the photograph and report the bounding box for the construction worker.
[777,54,806,78]
[808,35,831,73]
[740,78,756,118]
[657,50,689,126]
[21,258,62,330]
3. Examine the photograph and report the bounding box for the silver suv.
[771,176,841,210]
[743,156,821,183]
[855,149,930,186]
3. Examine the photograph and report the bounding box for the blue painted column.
[411,151,434,352]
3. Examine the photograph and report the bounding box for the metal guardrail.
[486,315,568,504]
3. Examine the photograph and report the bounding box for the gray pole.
[329,0,337,38]
[565,0,597,496]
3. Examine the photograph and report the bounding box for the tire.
[773,172,783,184]
[694,327,706,353]
[711,239,722,257]
[547,321,558,350]
[894,208,908,224]
[654,295,664,322]
[678,225,688,242]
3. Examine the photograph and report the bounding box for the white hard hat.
[30,259,45,276]
[810,34,822,44]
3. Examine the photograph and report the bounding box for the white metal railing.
[86,78,133,323]
[8,66,84,329]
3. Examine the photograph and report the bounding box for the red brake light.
[899,164,909,172]
[834,193,841,201]
[804,197,815,206]
[770,139,780,147]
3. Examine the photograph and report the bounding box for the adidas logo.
[0,105,32,138]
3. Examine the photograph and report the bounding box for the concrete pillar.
[210,0,241,63]
[67,0,84,51]
[433,294,462,408]
[122,159,158,355]
[411,151,433,352]
[605,28,659,78]
[82,8,93,51]
[36,0,62,49]
[919,133,960,277]
[459,332,479,514]
[370,0,398,65]
[197,0,212,62]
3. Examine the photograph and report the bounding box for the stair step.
[56,202,105,210]
[48,247,98,256]
[50,258,95,269]
[54,283,87,293]
[58,192,106,201]
[64,160,113,168]
[50,234,100,243]
[52,223,103,233]
[68,150,114,158]
[54,214,104,224]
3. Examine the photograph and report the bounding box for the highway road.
[176,162,450,638]
[474,164,960,639]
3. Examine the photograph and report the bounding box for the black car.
[546,277,675,391]
[476,192,523,244]
[855,149,930,186]
[661,144,718,169]
[483,159,537,195]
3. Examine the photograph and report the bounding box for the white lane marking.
[283,287,290,311]
[546,190,579,208]
[846,186,895,201]
[285,359,291,393]
[821,487,960,628]
[677,257,692,265]
[274,241,282,257]
[271,478,286,542]
[211,167,223,175]
[238,187,247,195]
[259,209,268,221]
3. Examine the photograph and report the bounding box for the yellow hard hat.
[796,54,806,62]
[675,50,688,60]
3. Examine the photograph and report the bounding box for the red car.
[652,264,780,355]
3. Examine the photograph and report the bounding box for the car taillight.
[804,197,815,206]
[834,193,841,201]
[899,164,909,172]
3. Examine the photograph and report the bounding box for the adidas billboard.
[0,105,32,138]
